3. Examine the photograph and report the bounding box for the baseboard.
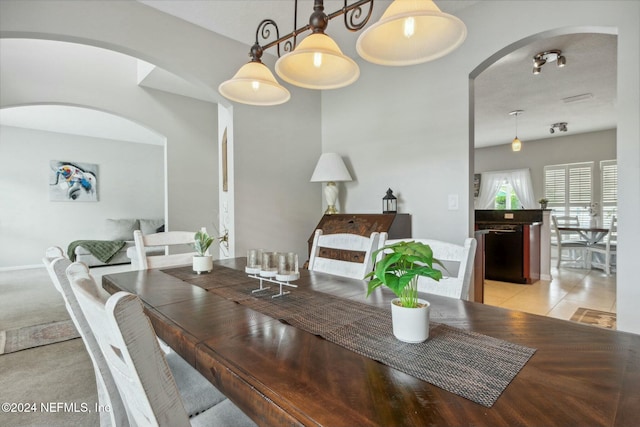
[0,264,44,272]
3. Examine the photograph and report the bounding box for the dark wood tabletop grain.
[103,258,639,427]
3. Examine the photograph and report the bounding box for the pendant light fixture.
[356,0,467,66]
[218,43,291,106]
[510,110,524,152]
[218,0,467,105]
[275,2,359,89]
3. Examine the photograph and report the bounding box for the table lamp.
[310,153,353,214]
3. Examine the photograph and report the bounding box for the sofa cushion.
[139,219,165,235]
[105,219,139,241]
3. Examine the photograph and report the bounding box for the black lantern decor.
[382,188,397,214]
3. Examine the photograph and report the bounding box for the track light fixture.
[550,122,568,134]
[532,49,566,75]
[509,110,524,152]
[219,0,467,106]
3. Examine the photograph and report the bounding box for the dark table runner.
[163,266,536,407]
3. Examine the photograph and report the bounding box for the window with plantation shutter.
[569,166,592,204]
[544,167,565,204]
[600,160,617,228]
[544,162,593,225]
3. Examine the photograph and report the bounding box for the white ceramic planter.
[193,255,213,274]
[391,298,430,343]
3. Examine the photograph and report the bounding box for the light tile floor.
[483,264,616,325]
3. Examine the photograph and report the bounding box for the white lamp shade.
[218,61,290,106]
[356,0,467,66]
[275,33,360,90]
[310,153,353,182]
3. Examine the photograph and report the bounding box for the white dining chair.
[308,229,381,280]
[44,250,230,424]
[379,237,477,300]
[589,215,617,275]
[133,227,208,270]
[43,247,129,427]
[66,261,257,427]
[551,215,584,243]
[551,216,589,268]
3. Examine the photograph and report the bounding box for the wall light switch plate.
[448,194,459,210]
[504,213,514,219]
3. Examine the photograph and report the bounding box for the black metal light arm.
[249,0,375,61]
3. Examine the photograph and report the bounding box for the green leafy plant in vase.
[365,241,444,342]
[538,198,549,209]
[192,229,214,274]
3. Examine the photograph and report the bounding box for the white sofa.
[72,218,165,267]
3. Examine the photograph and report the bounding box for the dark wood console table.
[306,213,411,262]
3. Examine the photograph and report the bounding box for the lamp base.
[324,205,338,214]
[324,181,339,215]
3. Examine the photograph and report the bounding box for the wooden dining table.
[557,225,609,245]
[102,258,639,427]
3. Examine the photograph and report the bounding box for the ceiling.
[0,1,617,148]
[0,104,165,145]
[138,0,618,147]
[474,32,616,147]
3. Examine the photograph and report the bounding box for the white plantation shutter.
[544,167,566,204]
[600,160,617,227]
[544,162,593,222]
[569,166,592,204]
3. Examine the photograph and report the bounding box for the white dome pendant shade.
[275,33,360,90]
[356,0,467,66]
[218,60,290,106]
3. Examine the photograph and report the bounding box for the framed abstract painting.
[49,160,99,202]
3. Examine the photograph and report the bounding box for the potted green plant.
[192,229,214,274]
[365,241,444,343]
[538,198,549,209]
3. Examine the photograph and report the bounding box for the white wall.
[321,1,639,333]
[475,129,616,201]
[0,126,163,267]
[2,1,638,334]
[0,37,220,265]
[0,0,321,264]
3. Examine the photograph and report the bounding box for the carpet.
[0,265,128,354]
[570,307,617,329]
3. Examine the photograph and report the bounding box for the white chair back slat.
[42,249,129,427]
[134,228,207,270]
[381,238,477,300]
[608,216,618,246]
[310,257,372,279]
[308,229,380,280]
[140,231,197,247]
[67,262,190,427]
[145,253,196,270]
[589,215,617,275]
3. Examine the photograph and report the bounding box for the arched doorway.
[469,28,618,321]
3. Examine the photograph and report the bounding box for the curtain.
[475,168,536,209]
[475,171,504,209]
[509,169,536,208]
